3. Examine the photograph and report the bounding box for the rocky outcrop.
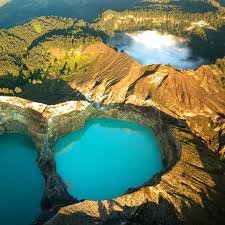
[0,43,225,225]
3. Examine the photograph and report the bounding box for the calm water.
[55,118,163,200]
[107,30,206,69]
[0,134,44,225]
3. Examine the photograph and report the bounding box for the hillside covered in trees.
[0,1,224,101]
[0,0,224,28]
[93,0,225,61]
[0,0,141,28]
[0,15,224,101]
[0,17,105,100]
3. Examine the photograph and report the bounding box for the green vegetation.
[0,17,103,99]
[0,1,224,100]
[0,0,141,28]
[93,5,225,36]
[216,57,225,88]
[0,0,224,28]
[92,1,225,61]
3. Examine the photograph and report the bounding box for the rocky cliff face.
[0,43,225,225]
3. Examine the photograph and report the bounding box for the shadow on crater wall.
[20,78,90,105]
[0,72,90,105]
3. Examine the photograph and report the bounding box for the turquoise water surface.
[0,133,45,225]
[55,118,163,200]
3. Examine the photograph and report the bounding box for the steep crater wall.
[0,97,181,213]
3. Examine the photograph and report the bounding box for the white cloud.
[108,30,207,69]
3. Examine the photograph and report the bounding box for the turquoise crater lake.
[0,133,45,225]
[55,118,163,200]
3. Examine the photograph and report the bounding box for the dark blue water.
[0,133,45,225]
[55,118,163,200]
